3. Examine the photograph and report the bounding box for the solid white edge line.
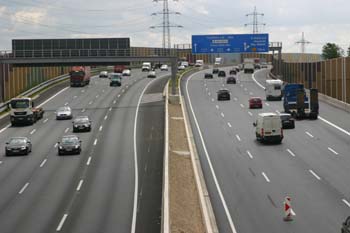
[246,150,253,159]
[309,169,321,180]
[56,214,68,231]
[328,147,339,155]
[343,199,350,208]
[286,149,296,157]
[40,159,47,168]
[86,156,92,166]
[252,69,350,138]
[262,172,271,183]
[19,182,30,194]
[163,81,170,233]
[186,72,237,233]
[76,179,84,191]
[131,76,160,233]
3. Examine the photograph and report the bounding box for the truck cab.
[9,97,44,126]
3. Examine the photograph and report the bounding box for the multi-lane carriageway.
[182,67,350,233]
[0,69,169,233]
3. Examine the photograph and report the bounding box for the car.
[212,68,219,74]
[122,69,131,76]
[229,69,237,75]
[218,70,226,77]
[160,64,169,71]
[5,137,32,156]
[99,71,108,78]
[249,97,263,109]
[204,73,213,79]
[178,65,186,71]
[56,106,73,120]
[72,116,92,132]
[58,135,81,155]
[279,113,295,129]
[109,73,122,86]
[217,89,230,101]
[226,76,236,84]
[261,62,268,68]
[147,70,156,78]
[254,64,261,69]
[234,66,240,73]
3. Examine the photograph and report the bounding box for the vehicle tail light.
[261,128,264,137]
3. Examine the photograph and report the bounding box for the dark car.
[212,68,219,74]
[109,74,122,86]
[229,69,237,75]
[58,135,81,155]
[218,70,226,77]
[226,76,236,84]
[217,89,230,101]
[235,67,240,73]
[5,137,32,156]
[280,113,295,129]
[72,116,92,132]
[204,73,213,79]
[342,216,350,233]
[249,97,263,109]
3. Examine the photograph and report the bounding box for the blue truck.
[283,83,318,120]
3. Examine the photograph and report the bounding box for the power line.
[244,6,266,34]
[150,0,183,49]
[296,32,311,53]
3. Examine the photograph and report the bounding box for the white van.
[253,113,283,143]
[195,60,204,67]
[265,79,283,100]
[142,62,151,72]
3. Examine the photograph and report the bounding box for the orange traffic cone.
[283,196,293,221]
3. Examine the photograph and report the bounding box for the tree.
[322,43,344,59]
[347,46,350,57]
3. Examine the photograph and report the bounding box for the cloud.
[12,8,47,25]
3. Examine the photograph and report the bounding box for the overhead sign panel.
[191,33,269,54]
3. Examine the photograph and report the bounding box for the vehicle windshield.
[74,118,88,123]
[111,76,121,81]
[280,115,290,120]
[111,74,121,79]
[10,99,30,109]
[58,107,69,112]
[70,71,84,77]
[9,138,26,145]
[61,137,78,145]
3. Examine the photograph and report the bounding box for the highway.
[0,69,168,233]
[182,67,350,233]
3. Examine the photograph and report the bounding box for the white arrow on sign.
[194,43,197,53]
[244,42,250,51]
[227,48,231,52]
[210,48,214,52]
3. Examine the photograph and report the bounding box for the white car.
[147,70,156,78]
[56,106,73,120]
[178,65,186,71]
[99,71,108,78]
[160,64,168,71]
[122,69,131,76]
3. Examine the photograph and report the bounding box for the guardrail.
[0,68,102,113]
[0,49,177,59]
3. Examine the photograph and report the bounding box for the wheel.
[5,151,9,156]
[58,151,63,156]
[291,122,295,129]
[25,148,29,155]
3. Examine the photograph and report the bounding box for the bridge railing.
[0,48,178,59]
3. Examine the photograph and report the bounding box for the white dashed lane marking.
[56,214,68,231]
[246,150,253,159]
[40,159,47,168]
[99,126,103,131]
[262,172,271,183]
[43,118,49,123]
[248,111,253,116]
[227,122,232,128]
[343,199,350,208]
[221,112,225,118]
[93,139,98,146]
[76,179,84,191]
[328,147,339,155]
[19,182,30,194]
[286,149,296,157]
[86,156,92,166]
[305,131,314,138]
[309,170,321,180]
[236,134,241,142]
[30,129,36,135]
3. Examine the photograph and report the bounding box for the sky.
[0,0,350,54]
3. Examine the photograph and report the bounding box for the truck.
[195,60,204,67]
[265,79,283,101]
[142,62,152,72]
[214,57,223,65]
[114,65,126,73]
[70,66,91,87]
[243,58,255,73]
[283,83,318,119]
[9,97,44,126]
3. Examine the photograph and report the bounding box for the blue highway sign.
[191,33,269,54]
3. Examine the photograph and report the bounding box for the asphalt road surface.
[181,67,350,233]
[0,69,169,233]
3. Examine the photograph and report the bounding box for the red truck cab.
[70,66,91,87]
[114,65,126,73]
